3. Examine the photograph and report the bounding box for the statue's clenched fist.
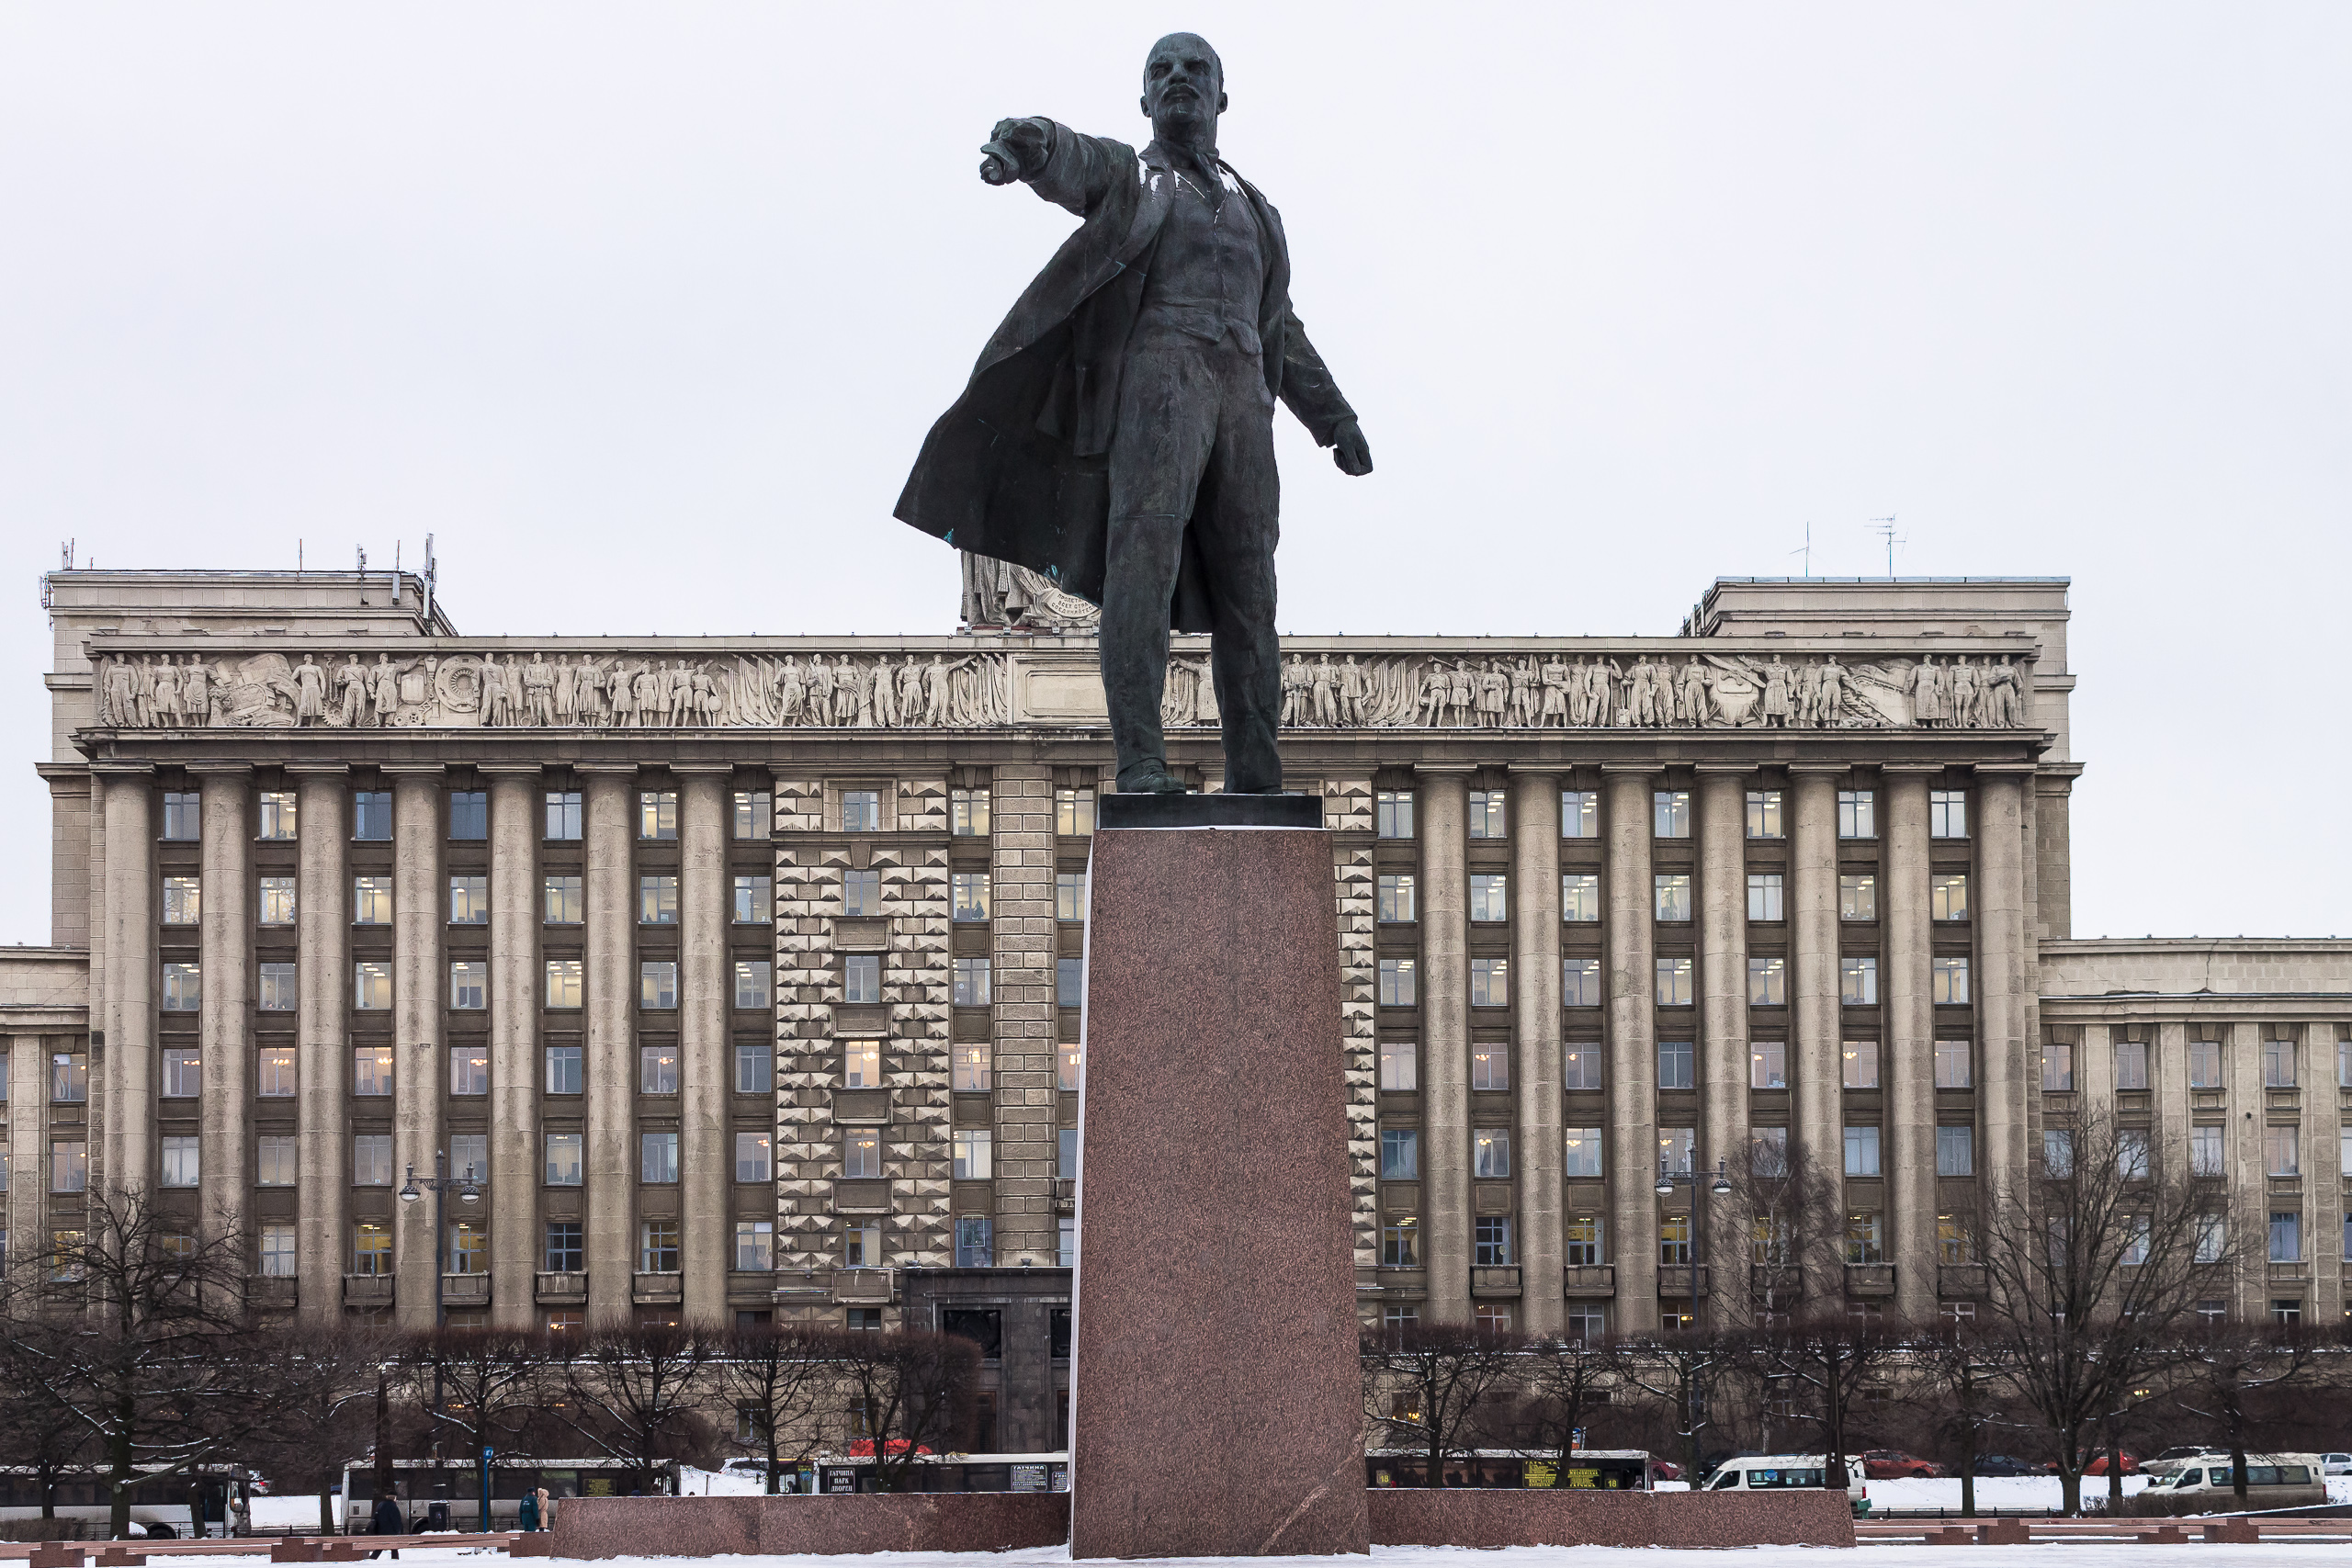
[979,118,1052,185]
[1330,417,1374,477]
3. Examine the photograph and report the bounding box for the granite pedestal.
[1070,814,1369,1558]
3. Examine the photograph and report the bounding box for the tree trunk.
[319,1488,334,1535]
[108,1426,136,1540]
[2058,1465,2081,1517]
[2230,1437,2249,1506]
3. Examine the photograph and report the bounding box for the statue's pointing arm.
[1279,306,1374,476]
[978,118,1124,217]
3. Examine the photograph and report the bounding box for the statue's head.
[1141,33,1226,147]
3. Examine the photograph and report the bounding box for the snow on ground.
[1862,1475,2352,1512]
[88,1548,2352,1566]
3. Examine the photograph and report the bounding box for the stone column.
[1789,768,1843,1230]
[2307,1030,2344,1321]
[484,767,540,1328]
[1883,768,1937,1323]
[1975,768,2031,1202]
[1510,769,1563,1337]
[194,767,251,1257]
[388,765,446,1331]
[291,766,349,1317]
[96,766,154,1203]
[1418,769,1471,1324]
[678,767,729,1325]
[7,1035,45,1272]
[1601,766,1657,1328]
[582,767,636,1325]
[1694,768,1750,1292]
[2225,1021,2266,1318]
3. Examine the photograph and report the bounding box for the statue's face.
[1141,33,1225,145]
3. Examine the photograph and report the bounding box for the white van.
[2154,1454,2326,1508]
[1702,1455,1870,1511]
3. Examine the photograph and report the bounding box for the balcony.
[244,1275,298,1311]
[1562,1265,1616,1298]
[441,1272,492,1307]
[833,1267,895,1303]
[1657,1266,1711,1299]
[633,1271,684,1305]
[1938,1263,1990,1299]
[1471,1266,1522,1299]
[342,1273,396,1306]
[536,1271,588,1305]
[1748,1265,1804,1304]
[1844,1263,1897,1298]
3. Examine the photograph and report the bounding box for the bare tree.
[709,1323,839,1494]
[1911,1314,2015,1517]
[1359,1321,1520,1487]
[2167,1318,2323,1507]
[1514,1334,1623,1471]
[1977,1110,2226,1516]
[1752,1304,1903,1491]
[400,1327,548,1472]
[243,1321,405,1532]
[827,1330,979,1493]
[1616,1325,1739,1485]
[554,1322,722,1475]
[0,1313,95,1523]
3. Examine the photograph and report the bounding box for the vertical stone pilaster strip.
[886,831,953,1270]
[1322,778,1379,1292]
[990,767,1055,1266]
[1695,768,1750,1302]
[389,766,446,1331]
[1884,768,1938,1323]
[96,768,154,1208]
[677,769,729,1325]
[582,767,636,1325]
[291,767,348,1320]
[1975,768,2032,1220]
[6,1037,43,1272]
[485,768,540,1327]
[195,767,251,1256]
[1601,767,1658,1329]
[1418,769,1471,1324]
[1510,769,1564,1337]
[1789,768,1843,1236]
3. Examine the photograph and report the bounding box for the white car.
[2322,1452,2352,1478]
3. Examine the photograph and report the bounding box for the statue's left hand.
[1331,418,1374,477]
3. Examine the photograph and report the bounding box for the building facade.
[9,568,2346,1401]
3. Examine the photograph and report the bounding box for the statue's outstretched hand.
[980,118,1050,185]
[1331,417,1374,477]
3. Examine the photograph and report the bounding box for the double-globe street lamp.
[1654,1156,1735,1328]
[397,1152,483,1522]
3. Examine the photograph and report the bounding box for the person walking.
[368,1493,405,1560]
[516,1489,540,1533]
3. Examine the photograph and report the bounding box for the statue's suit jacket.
[894,123,1356,633]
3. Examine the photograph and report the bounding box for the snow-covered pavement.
[97,1548,2352,1565]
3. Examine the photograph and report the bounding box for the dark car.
[1969,1454,2040,1477]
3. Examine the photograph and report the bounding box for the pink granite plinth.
[548,1494,1069,1558]
[1072,825,1367,1559]
[1367,1488,1859,1550]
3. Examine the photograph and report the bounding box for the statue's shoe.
[1115,766,1192,795]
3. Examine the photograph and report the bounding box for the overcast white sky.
[3,3,2347,945]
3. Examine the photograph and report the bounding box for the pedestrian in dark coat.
[517,1491,540,1533]
[368,1495,404,1559]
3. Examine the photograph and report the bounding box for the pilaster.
[290,765,348,1318]
[677,766,730,1324]
[582,766,637,1325]
[192,766,251,1258]
[1601,765,1657,1328]
[1883,766,1937,1323]
[1418,768,1471,1324]
[1509,768,1563,1337]
[387,765,446,1330]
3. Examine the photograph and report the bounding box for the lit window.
[449,1046,489,1096]
[639,791,679,840]
[1747,874,1783,921]
[162,875,200,925]
[1056,787,1096,837]
[1471,1042,1510,1091]
[546,790,583,840]
[352,1224,391,1276]
[1565,1216,1604,1267]
[1746,790,1784,839]
[1845,1213,1884,1264]
[1554,873,1600,923]
[842,1041,883,1089]
[953,1043,991,1093]
[1474,1128,1511,1179]
[1378,874,1417,923]
[1935,1039,1973,1089]
[640,1219,681,1273]
[1933,957,1970,1005]
[258,791,298,840]
[734,1043,772,1095]
[1380,1129,1419,1179]
[1379,958,1417,1007]
[1937,1213,1973,1263]
[1563,1043,1601,1089]
[1837,790,1876,839]
[2041,1042,2075,1091]
[544,1134,583,1186]
[1656,956,1693,1007]
[452,874,492,923]
[640,1045,680,1094]
[1471,874,1510,922]
[952,788,990,836]
[639,875,680,925]
[1564,1128,1604,1178]
[161,1046,201,1099]
[640,1131,680,1183]
[257,1048,296,1097]
[734,961,771,1010]
[1057,872,1089,923]
[1657,1040,1693,1090]
[50,1141,87,1193]
[842,1126,882,1177]
[841,790,883,833]
[1749,1041,1787,1089]
[162,791,201,840]
[353,876,391,925]
[162,963,201,1011]
[735,1220,775,1271]
[547,1044,583,1095]
[640,962,678,1010]
[1653,791,1690,838]
[538,875,578,924]
[1376,790,1414,840]
[1657,1127,1693,1175]
[1381,1215,1419,1267]
[733,790,773,840]
[1561,790,1598,839]
[843,1224,883,1269]
[1471,957,1510,1007]
[353,1047,393,1096]
[260,876,297,924]
[1653,874,1690,922]
[354,791,392,840]
[1563,958,1600,1007]
[545,959,582,1009]
[1931,874,1970,921]
[354,962,390,1010]
[51,1052,88,1102]
[1379,1042,1417,1091]
[451,961,488,1010]
[953,1129,992,1180]
[160,1136,199,1189]
[449,791,488,840]
[735,1132,773,1183]
[1929,790,1968,839]
[1842,1041,1879,1089]
[733,875,772,925]
[352,1134,392,1186]
[1839,957,1878,1006]
[1475,1216,1514,1267]
[1467,790,1507,839]
[843,953,882,1004]
[1658,1213,1692,1266]
[257,1135,297,1186]
[1839,874,1877,921]
[1058,1042,1082,1091]
[950,874,989,922]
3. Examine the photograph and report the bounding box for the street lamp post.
[397,1154,481,1500]
[1653,1156,1736,1329]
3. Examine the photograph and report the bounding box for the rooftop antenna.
[60,540,74,571]
[1868,516,1904,577]
[299,538,305,573]
[1788,522,1813,579]
[423,533,437,631]
[356,545,368,572]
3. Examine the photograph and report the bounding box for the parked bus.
[1366,1450,1657,1490]
[0,1465,253,1539]
[338,1458,682,1533]
[810,1454,1069,1495]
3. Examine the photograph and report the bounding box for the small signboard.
[1010,1465,1047,1494]
[1523,1461,1557,1489]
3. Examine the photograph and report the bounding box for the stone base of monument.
[1071,811,1369,1558]
[549,1494,1069,1558]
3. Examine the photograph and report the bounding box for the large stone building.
[9,568,2346,1429]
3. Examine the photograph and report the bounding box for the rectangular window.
[1750,1040,1787,1089]
[640,1130,680,1183]
[546,790,583,840]
[840,789,883,833]
[2269,1211,2302,1263]
[260,1224,297,1278]
[638,874,679,925]
[1931,874,1970,921]
[1937,1125,1974,1176]
[352,875,391,924]
[257,1134,298,1187]
[50,1140,88,1193]
[449,790,488,840]
[1747,874,1783,921]
[843,1223,883,1269]
[449,1046,489,1096]
[2043,1128,2075,1176]
[1930,789,1968,839]
[2340,1036,2352,1088]
[953,1129,993,1180]
[257,1047,296,1097]
[1564,1128,1605,1178]
[352,1223,391,1276]
[160,791,200,840]
[2113,1039,2150,1091]
[354,791,392,840]
[1657,1040,1694,1090]
[1471,874,1509,922]
[162,875,200,925]
[1842,1040,1880,1089]
[1745,789,1785,840]
[1057,871,1089,923]
[949,873,989,922]
[1745,955,1786,1006]
[1381,1215,1419,1267]
[2188,1038,2222,1089]
[1563,1043,1602,1089]
[734,1043,773,1095]
[1056,786,1096,837]
[260,875,297,924]
[735,1219,775,1271]
[2196,1214,2227,1263]
[161,962,201,1011]
[735,1131,773,1183]
[1750,1126,1789,1178]
[1933,956,1971,1005]
[353,1045,393,1096]
[1845,1124,1882,1176]
[1471,957,1510,1007]
[51,1052,88,1103]
[1467,790,1507,839]
[539,875,579,924]
[354,961,390,1010]
[1475,1216,1513,1267]
[733,789,773,840]
[450,961,487,1010]
[843,953,882,1004]
[1377,874,1417,923]
[1471,1042,1510,1090]
[640,1044,680,1095]
[956,953,995,1006]
[1839,957,1878,1005]
[1561,789,1598,839]
[953,1043,991,1093]
[835,867,881,918]
[1562,958,1600,1007]
[1379,958,1417,1007]
[956,1214,993,1268]
[352,1134,392,1187]
[2041,1041,2075,1091]
[640,1219,681,1273]
[2262,1037,2297,1089]
[1935,1038,1973,1089]
[545,959,582,1009]
[1656,956,1693,1007]
[161,1045,201,1099]
[448,874,489,923]
[2264,1124,2299,1177]
[2118,1128,2151,1179]
[1565,1215,1604,1267]
[1653,874,1690,922]
[1658,1213,1692,1266]
[842,1129,882,1178]
[842,1041,882,1089]
[1845,1212,1885,1264]
[1474,1128,1511,1179]
[2190,1124,2224,1177]
[640,962,678,1009]
[546,1221,583,1272]
[1380,1129,1419,1179]
[1546,873,1601,932]
[1376,789,1414,840]
[1657,1126,1694,1174]
[733,874,772,924]
[160,1135,199,1188]
[258,790,298,840]
[1058,1125,1080,1179]
[639,791,678,840]
[1937,1213,1974,1264]
[1838,874,1877,921]
[1379,1041,1417,1091]
[733,961,771,1010]
[951,787,991,836]
[1654,790,1690,838]
[547,1043,582,1094]
[544,1133,583,1186]
[1837,789,1876,839]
